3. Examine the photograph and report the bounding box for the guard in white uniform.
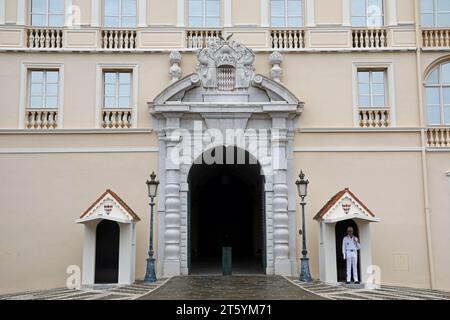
[342,226,361,284]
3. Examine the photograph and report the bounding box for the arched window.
[425,62,450,125]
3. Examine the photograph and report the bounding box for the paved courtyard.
[1,276,450,300]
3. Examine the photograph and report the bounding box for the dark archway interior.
[95,220,120,284]
[188,146,265,274]
[335,219,361,282]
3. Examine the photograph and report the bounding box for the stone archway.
[188,146,265,274]
[149,39,304,278]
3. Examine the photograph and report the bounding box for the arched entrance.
[188,146,265,274]
[335,219,361,282]
[95,220,120,284]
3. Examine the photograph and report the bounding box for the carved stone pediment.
[196,39,255,90]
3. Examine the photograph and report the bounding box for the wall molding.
[17,0,25,25]
[0,0,5,25]
[294,147,422,152]
[0,147,159,154]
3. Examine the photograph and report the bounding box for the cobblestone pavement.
[140,275,326,300]
[288,278,450,300]
[0,279,170,300]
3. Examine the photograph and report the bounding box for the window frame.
[351,0,385,28]
[188,0,222,28]
[28,69,60,109]
[30,0,66,27]
[102,70,133,109]
[421,0,450,28]
[270,0,304,28]
[424,62,450,126]
[357,69,388,108]
[103,0,137,28]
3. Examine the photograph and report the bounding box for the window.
[421,0,450,27]
[270,0,304,27]
[357,70,386,107]
[425,62,450,125]
[28,70,59,109]
[351,0,384,27]
[188,0,221,27]
[103,71,132,108]
[104,0,137,27]
[30,0,65,26]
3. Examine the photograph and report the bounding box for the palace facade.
[0,0,449,295]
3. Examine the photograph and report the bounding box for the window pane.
[271,0,285,16]
[46,96,58,108]
[32,0,46,13]
[426,88,440,104]
[271,17,284,27]
[421,0,434,12]
[443,87,450,104]
[421,13,434,27]
[49,14,65,26]
[358,72,370,83]
[359,83,370,95]
[31,84,43,96]
[189,17,203,27]
[122,0,137,15]
[105,97,116,108]
[105,73,116,83]
[205,17,220,26]
[49,0,65,14]
[437,0,450,11]
[31,71,44,83]
[287,17,302,27]
[352,16,366,27]
[372,71,385,83]
[441,63,450,84]
[46,71,59,83]
[206,0,220,16]
[46,84,58,96]
[119,97,130,107]
[119,73,131,84]
[359,95,370,106]
[426,69,439,84]
[104,17,119,27]
[31,14,46,26]
[288,0,302,16]
[368,0,383,13]
[31,97,43,108]
[444,105,450,124]
[437,13,450,27]
[352,0,366,16]
[189,0,203,16]
[105,0,120,15]
[368,15,383,27]
[105,84,116,96]
[372,83,385,95]
[373,95,385,106]
[121,17,137,27]
[119,84,131,96]
[427,105,441,124]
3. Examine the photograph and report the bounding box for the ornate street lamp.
[144,171,159,283]
[296,170,312,282]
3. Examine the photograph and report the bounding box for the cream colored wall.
[427,153,450,291]
[294,151,432,288]
[4,0,17,24]
[397,0,415,24]
[232,0,260,26]
[148,0,177,26]
[315,0,342,25]
[0,136,158,294]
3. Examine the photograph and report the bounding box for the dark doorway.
[188,146,265,275]
[95,220,120,284]
[335,219,361,282]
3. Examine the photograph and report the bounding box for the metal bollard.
[222,247,232,276]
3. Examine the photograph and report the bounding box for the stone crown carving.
[196,38,255,90]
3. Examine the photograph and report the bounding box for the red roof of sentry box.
[80,189,141,221]
[314,188,376,221]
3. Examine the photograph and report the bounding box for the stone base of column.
[163,259,181,277]
[274,259,292,276]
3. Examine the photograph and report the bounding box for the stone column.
[271,115,291,275]
[163,116,182,276]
